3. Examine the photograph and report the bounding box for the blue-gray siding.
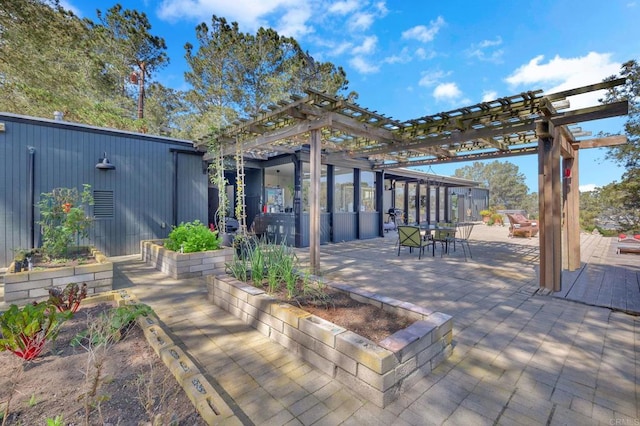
[0,114,206,267]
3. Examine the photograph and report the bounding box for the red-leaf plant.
[48,282,88,313]
[0,302,70,361]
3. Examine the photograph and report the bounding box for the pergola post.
[309,129,321,274]
[538,121,562,292]
[562,143,581,271]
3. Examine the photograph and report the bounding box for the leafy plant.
[46,416,64,426]
[37,184,94,260]
[71,304,153,348]
[48,282,88,313]
[248,243,265,284]
[225,256,249,282]
[0,302,70,360]
[164,220,221,253]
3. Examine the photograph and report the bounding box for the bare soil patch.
[276,288,413,343]
[0,303,205,425]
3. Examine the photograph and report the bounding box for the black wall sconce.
[96,152,116,170]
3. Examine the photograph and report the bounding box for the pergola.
[195,78,628,291]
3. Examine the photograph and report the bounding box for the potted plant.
[490,213,504,226]
[479,209,492,223]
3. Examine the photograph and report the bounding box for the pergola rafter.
[194,78,629,286]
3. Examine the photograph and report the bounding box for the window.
[334,167,354,212]
[302,163,328,212]
[360,171,376,212]
[93,190,114,219]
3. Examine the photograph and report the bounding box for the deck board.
[556,235,640,314]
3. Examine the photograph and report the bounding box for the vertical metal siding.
[332,212,357,242]
[358,212,379,239]
[0,115,206,266]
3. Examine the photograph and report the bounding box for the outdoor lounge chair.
[617,236,640,254]
[506,213,538,238]
[397,225,434,259]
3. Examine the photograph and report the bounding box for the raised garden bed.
[4,247,112,304]
[140,239,234,279]
[207,274,453,408]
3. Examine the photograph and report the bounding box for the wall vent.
[93,190,114,219]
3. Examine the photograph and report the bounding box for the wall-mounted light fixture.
[96,152,116,170]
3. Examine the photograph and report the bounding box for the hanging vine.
[207,134,229,234]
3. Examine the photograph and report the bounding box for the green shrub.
[165,220,221,253]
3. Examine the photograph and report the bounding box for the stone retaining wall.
[4,248,112,303]
[207,275,453,408]
[140,239,234,279]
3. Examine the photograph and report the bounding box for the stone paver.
[1,223,633,425]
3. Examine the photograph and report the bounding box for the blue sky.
[63,0,640,193]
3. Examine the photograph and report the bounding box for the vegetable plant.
[48,282,88,313]
[0,302,70,360]
[37,185,94,260]
[71,304,153,347]
[164,220,221,253]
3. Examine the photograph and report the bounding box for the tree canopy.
[453,161,530,210]
[182,15,351,138]
[0,3,350,140]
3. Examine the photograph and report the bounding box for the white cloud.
[482,90,498,102]
[157,0,300,32]
[328,0,359,15]
[384,47,411,64]
[58,0,81,16]
[467,37,503,63]
[505,52,621,109]
[349,12,375,31]
[579,183,598,192]
[277,5,313,38]
[418,70,448,87]
[402,16,445,43]
[433,82,462,101]
[352,36,377,55]
[349,56,379,74]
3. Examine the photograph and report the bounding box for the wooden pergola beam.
[572,135,627,149]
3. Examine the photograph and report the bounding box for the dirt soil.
[0,303,206,425]
[278,288,413,343]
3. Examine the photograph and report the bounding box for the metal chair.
[455,222,475,261]
[397,225,434,259]
[433,222,456,255]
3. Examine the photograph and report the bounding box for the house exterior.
[214,154,482,248]
[0,112,207,268]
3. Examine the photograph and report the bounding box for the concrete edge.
[82,290,240,426]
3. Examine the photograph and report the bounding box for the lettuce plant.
[164,220,221,253]
[0,302,69,360]
[48,283,88,313]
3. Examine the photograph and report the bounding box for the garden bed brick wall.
[141,239,234,279]
[207,274,453,408]
[4,248,112,303]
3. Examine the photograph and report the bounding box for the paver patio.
[1,222,637,424]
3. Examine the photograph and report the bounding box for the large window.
[360,171,376,212]
[302,163,327,212]
[419,187,428,224]
[429,187,437,222]
[394,181,404,210]
[407,183,417,223]
[334,167,354,212]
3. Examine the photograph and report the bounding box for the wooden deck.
[555,233,640,314]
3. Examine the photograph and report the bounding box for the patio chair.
[455,222,474,261]
[397,225,434,259]
[506,213,538,238]
[432,222,456,255]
